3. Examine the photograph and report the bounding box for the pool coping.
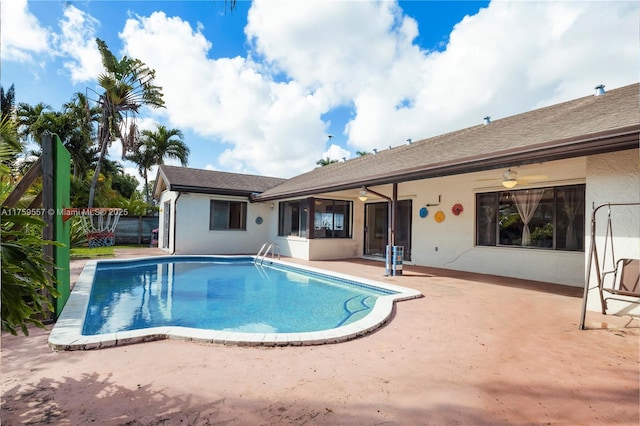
[48,256,422,350]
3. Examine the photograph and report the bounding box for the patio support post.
[362,185,395,247]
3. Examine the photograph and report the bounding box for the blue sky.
[2,0,638,186]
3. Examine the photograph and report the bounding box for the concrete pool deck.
[2,247,639,425]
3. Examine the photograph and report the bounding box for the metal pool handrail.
[255,242,280,265]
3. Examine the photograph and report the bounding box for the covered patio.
[1,248,638,425]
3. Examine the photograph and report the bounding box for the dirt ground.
[2,250,639,425]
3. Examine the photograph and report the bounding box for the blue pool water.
[82,257,397,336]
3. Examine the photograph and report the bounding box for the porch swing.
[579,202,640,329]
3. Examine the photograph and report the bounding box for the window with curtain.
[475,184,585,251]
[209,200,247,230]
[278,199,308,237]
[313,199,352,238]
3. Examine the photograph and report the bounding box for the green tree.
[356,150,370,157]
[316,157,338,167]
[0,112,22,175]
[14,95,99,194]
[113,191,152,216]
[127,124,189,204]
[16,102,52,144]
[0,108,59,335]
[1,84,16,120]
[88,38,165,208]
[111,173,139,199]
[62,92,99,179]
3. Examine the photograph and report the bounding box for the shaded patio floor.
[2,248,638,425]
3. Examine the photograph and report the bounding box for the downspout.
[392,183,398,248]
[171,192,181,255]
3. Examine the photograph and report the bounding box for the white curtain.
[513,189,545,246]
[481,204,496,244]
[561,188,583,250]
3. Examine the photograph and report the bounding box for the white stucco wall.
[160,191,273,255]
[584,149,640,315]
[403,158,587,286]
[272,237,309,259]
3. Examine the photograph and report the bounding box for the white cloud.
[246,0,639,151]
[53,4,103,84]
[323,144,351,162]
[343,0,639,148]
[119,11,329,178]
[110,0,639,177]
[0,0,49,62]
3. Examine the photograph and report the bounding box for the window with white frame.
[476,185,585,250]
[209,200,247,230]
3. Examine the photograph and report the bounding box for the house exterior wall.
[271,236,310,259]
[265,197,364,261]
[162,149,638,314]
[584,149,640,315]
[264,156,591,286]
[397,157,588,287]
[158,191,272,255]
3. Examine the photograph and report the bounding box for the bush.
[1,214,60,335]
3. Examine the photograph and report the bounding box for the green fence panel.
[53,135,70,317]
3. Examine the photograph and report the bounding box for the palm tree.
[356,150,370,157]
[127,124,189,204]
[62,92,99,179]
[0,85,22,176]
[88,38,165,208]
[13,94,98,181]
[0,115,22,176]
[15,102,51,144]
[1,84,16,120]
[316,157,338,167]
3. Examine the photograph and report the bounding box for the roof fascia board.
[254,126,639,202]
[168,184,256,198]
[152,167,170,200]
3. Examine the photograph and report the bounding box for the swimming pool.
[48,256,421,350]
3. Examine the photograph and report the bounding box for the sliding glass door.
[364,200,412,260]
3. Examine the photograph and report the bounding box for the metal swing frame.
[579,202,640,329]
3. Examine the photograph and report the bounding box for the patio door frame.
[162,201,171,249]
[364,199,412,260]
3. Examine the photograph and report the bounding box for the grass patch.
[70,245,152,259]
[70,246,114,259]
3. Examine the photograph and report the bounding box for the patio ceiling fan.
[477,169,548,189]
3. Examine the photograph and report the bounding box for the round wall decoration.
[434,210,445,223]
[451,203,464,216]
[419,207,429,218]
[255,216,263,225]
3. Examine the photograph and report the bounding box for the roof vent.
[406,138,412,145]
[342,157,346,162]
[594,84,605,96]
[483,116,491,125]
[373,148,378,154]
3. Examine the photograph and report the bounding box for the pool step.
[337,295,373,326]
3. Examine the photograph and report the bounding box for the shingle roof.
[255,83,639,201]
[155,165,287,197]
